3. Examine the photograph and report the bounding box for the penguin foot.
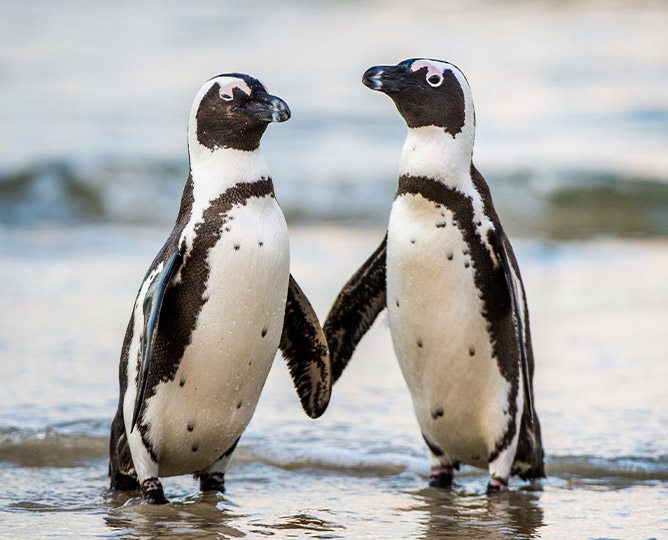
[486,476,508,495]
[141,478,168,504]
[199,472,226,493]
[428,467,454,488]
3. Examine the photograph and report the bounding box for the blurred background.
[1,1,667,538]
[1,0,667,237]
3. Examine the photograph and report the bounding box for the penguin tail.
[512,405,546,481]
[513,452,546,481]
[109,405,139,490]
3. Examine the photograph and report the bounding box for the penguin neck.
[187,139,271,205]
[398,125,475,190]
[178,140,273,254]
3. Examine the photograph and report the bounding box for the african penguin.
[324,59,544,494]
[109,73,331,504]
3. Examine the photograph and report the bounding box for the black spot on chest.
[396,174,510,323]
[395,174,522,370]
[136,177,276,436]
[395,171,530,458]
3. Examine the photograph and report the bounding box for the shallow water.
[0,225,666,539]
[1,0,668,537]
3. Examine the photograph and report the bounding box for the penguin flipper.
[323,234,387,383]
[492,232,534,425]
[130,247,181,432]
[279,274,332,419]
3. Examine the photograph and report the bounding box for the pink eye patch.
[410,60,443,79]
[218,79,252,100]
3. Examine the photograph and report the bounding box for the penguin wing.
[323,234,387,383]
[130,247,182,432]
[492,232,534,425]
[279,274,332,419]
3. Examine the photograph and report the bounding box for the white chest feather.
[386,194,511,465]
[125,196,289,477]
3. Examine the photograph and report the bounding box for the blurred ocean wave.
[2,158,667,238]
[2,419,667,486]
[1,0,667,239]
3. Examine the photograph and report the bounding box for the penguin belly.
[386,194,512,468]
[125,197,290,477]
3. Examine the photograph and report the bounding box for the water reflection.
[248,512,343,536]
[104,491,245,539]
[104,491,346,538]
[405,486,545,540]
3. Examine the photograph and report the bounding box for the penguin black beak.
[247,91,291,123]
[362,65,408,95]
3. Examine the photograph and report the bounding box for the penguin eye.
[220,92,234,102]
[427,74,443,87]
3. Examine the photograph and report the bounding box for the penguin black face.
[363,59,471,137]
[193,74,291,152]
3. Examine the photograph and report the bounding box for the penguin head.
[363,59,474,138]
[189,74,291,152]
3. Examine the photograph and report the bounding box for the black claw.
[141,478,168,504]
[199,472,225,493]
[428,470,454,489]
[486,478,508,495]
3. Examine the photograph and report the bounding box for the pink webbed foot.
[486,476,508,495]
[429,467,454,488]
[199,472,226,493]
[141,478,168,504]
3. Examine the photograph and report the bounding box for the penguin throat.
[398,126,474,189]
[187,144,271,205]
